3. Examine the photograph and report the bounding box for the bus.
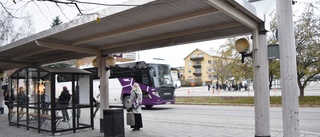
[83,60,176,108]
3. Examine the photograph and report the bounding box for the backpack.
[10,94,16,102]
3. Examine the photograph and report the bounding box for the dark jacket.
[59,90,71,104]
[17,92,27,104]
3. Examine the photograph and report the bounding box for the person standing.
[3,87,15,122]
[58,86,71,122]
[17,86,27,111]
[207,84,211,91]
[93,85,100,118]
[40,89,49,114]
[128,83,143,131]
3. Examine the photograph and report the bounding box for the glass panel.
[149,64,173,88]
[55,74,92,131]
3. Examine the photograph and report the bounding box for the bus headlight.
[152,92,160,97]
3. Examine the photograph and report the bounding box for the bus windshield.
[148,64,173,88]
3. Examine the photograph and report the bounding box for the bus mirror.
[153,71,156,77]
[150,67,156,77]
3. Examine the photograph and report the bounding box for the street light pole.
[276,0,300,136]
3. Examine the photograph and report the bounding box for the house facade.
[183,48,221,86]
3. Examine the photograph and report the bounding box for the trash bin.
[103,108,124,137]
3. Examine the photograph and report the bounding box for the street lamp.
[235,38,252,63]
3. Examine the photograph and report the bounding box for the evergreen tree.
[50,16,63,27]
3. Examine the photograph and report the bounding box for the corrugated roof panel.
[0,0,261,71]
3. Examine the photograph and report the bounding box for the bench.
[10,111,66,128]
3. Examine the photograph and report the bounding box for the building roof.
[183,48,220,60]
[200,48,220,57]
[0,0,264,72]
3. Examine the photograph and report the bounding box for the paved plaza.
[0,83,319,136]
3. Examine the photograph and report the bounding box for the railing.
[193,72,202,76]
[190,57,204,61]
[193,64,201,68]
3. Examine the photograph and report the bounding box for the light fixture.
[92,56,116,67]
[235,38,252,63]
[92,58,98,67]
[106,56,116,67]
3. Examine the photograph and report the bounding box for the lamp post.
[235,38,252,63]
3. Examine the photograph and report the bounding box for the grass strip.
[176,96,320,107]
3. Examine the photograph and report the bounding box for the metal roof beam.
[71,8,219,45]
[0,59,35,65]
[0,64,24,71]
[36,53,84,65]
[204,0,258,30]
[99,21,243,50]
[13,48,54,59]
[35,40,101,55]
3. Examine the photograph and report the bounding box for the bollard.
[212,88,214,94]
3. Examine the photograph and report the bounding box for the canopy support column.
[253,23,270,137]
[276,0,300,136]
[99,55,109,132]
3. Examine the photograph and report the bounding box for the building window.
[198,53,204,57]
[195,69,201,73]
[188,76,192,79]
[188,69,191,73]
[208,75,212,79]
[192,54,196,58]
[188,61,191,66]
[208,60,211,64]
[196,61,201,65]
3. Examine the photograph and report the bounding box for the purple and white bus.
[85,61,176,108]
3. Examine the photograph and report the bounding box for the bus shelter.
[8,66,94,136]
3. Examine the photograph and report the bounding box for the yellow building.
[183,48,220,85]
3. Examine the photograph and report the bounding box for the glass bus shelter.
[8,66,94,136]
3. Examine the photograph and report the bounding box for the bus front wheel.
[123,96,131,109]
[145,105,153,109]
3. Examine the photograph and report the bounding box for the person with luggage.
[127,83,143,131]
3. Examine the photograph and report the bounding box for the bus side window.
[142,74,149,86]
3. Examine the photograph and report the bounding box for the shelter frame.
[8,66,94,136]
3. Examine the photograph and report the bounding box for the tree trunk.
[269,72,274,89]
[299,85,304,98]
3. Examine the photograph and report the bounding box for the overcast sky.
[5,0,317,67]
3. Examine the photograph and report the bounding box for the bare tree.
[0,11,34,46]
